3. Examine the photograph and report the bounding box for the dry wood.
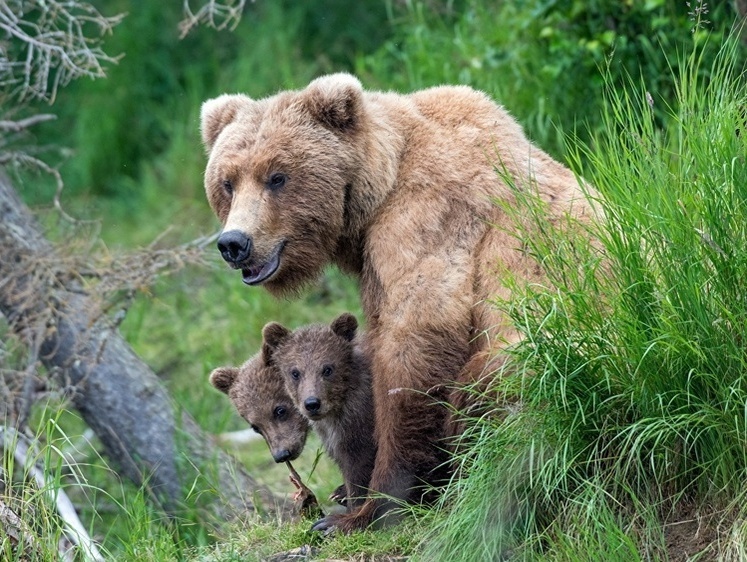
[0,169,281,525]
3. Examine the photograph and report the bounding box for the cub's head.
[209,342,309,463]
[200,74,365,296]
[262,313,359,421]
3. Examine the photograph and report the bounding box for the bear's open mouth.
[241,241,285,285]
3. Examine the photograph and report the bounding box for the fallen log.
[0,169,278,524]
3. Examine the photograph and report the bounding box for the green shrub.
[422,33,747,561]
[358,0,742,158]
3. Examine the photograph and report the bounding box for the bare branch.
[0,0,124,103]
[179,0,249,38]
[0,114,57,132]
[0,150,87,225]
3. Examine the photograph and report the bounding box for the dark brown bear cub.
[263,313,376,511]
[209,341,309,465]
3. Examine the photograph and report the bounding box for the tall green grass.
[422,35,747,561]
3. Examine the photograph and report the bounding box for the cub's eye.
[273,406,287,420]
[250,424,260,434]
[266,172,287,191]
[222,179,234,196]
[322,365,334,378]
[290,368,301,381]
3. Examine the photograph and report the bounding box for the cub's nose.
[273,449,292,463]
[217,230,252,264]
[304,397,321,414]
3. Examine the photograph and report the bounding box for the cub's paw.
[328,484,348,506]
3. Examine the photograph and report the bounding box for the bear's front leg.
[310,384,453,533]
[315,325,467,533]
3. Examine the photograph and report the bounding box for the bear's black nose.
[217,230,252,264]
[273,449,292,463]
[304,397,321,413]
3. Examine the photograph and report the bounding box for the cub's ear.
[301,73,363,132]
[262,322,291,356]
[330,313,358,342]
[209,366,239,394]
[200,94,251,152]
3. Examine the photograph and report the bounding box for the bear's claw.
[310,515,340,536]
[329,484,348,506]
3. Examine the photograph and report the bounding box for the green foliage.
[1,424,66,561]
[358,0,742,157]
[422,35,747,560]
[23,0,390,206]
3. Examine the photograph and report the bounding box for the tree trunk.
[0,169,278,522]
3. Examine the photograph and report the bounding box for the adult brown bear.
[200,74,593,532]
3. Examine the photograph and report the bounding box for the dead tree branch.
[179,0,248,38]
[0,169,280,523]
[0,1,124,103]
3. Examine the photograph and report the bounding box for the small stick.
[285,461,323,519]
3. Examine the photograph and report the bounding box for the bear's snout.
[272,448,293,463]
[304,397,321,414]
[217,230,252,264]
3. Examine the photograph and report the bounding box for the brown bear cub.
[263,313,376,511]
[209,337,348,508]
[209,341,309,465]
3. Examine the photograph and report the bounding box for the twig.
[0,151,84,224]
[286,460,323,519]
[0,113,56,132]
[0,426,105,562]
[179,0,248,38]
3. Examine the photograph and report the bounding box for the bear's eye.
[222,179,234,196]
[266,172,287,191]
[273,406,287,420]
[322,365,334,378]
[290,368,301,381]
[250,424,261,434]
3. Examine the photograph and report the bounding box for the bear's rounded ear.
[330,313,358,342]
[262,322,291,356]
[209,366,239,394]
[301,73,363,132]
[200,94,251,152]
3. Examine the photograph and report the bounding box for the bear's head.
[200,74,366,296]
[262,313,359,421]
[209,341,309,463]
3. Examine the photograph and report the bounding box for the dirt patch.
[663,502,719,562]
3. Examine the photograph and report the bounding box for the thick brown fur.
[263,313,377,516]
[201,74,596,531]
[209,342,309,464]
